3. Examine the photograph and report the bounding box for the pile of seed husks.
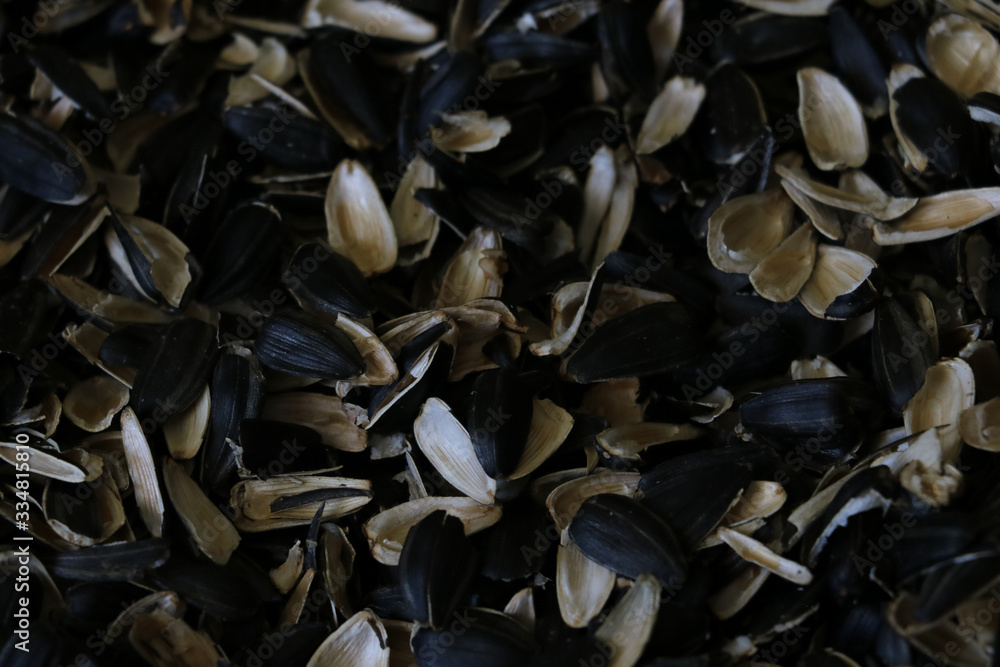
[6,0,1000,665]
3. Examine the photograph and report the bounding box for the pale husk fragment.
[594,573,661,667]
[363,496,502,565]
[707,189,794,274]
[261,392,367,452]
[579,378,645,427]
[749,223,818,302]
[509,398,575,479]
[798,68,868,170]
[231,476,372,531]
[724,481,787,527]
[739,0,834,14]
[0,442,87,483]
[432,111,511,153]
[120,407,165,538]
[960,397,1000,451]
[798,245,877,319]
[325,159,398,276]
[504,588,536,633]
[903,358,975,458]
[50,275,172,326]
[226,37,297,106]
[926,14,1000,98]
[888,64,929,173]
[306,610,390,667]
[62,375,129,432]
[648,0,682,80]
[434,226,506,308]
[303,0,437,42]
[775,164,917,221]
[557,541,615,628]
[129,608,221,667]
[271,541,304,594]
[590,146,637,270]
[413,397,496,505]
[708,565,770,620]
[781,177,844,239]
[577,147,616,264]
[636,76,705,154]
[790,355,847,380]
[595,422,705,460]
[163,384,210,459]
[718,526,813,585]
[322,523,356,617]
[390,156,439,250]
[443,300,525,381]
[872,188,1000,245]
[163,457,240,564]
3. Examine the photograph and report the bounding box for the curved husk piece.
[363,496,502,565]
[306,609,390,667]
[798,245,877,318]
[390,156,439,252]
[872,188,1000,245]
[63,375,129,432]
[707,189,794,274]
[163,457,240,564]
[636,76,705,154]
[163,385,210,459]
[904,358,975,458]
[413,398,496,504]
[749,223,818,302]
[325,159,398,276]
[739,0,833,15]
[960,397,1000,451]
[546,471,641,534]
[556,541,615,628]
[888,64,929,173]
[226,37,297,106]
[593,572,661,667]
[121,407,165,538]
[775,164,917,221]
[303,0,437,43]
[926,14,1000,98]
[798,67,868,170]
[434,227,506,308]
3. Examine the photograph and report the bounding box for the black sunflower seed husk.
[25,43,114,119]
[399,510,479,629]
[253,310,364,380]
[130,318,218,418]
[892,77,981,179]
[282,242,376,320]
[827,6,888,115]
[638,458,752,551]
[203,345,265,491]
[567,493,687,588]
[738,378,881,469]
[98,323,163,368]
[147,558,260,621]
[415,50,481,138]
[688,64,766,166]
[196,202,284,306]
[565,302,705,383]
[223,106,346,172]
[47,539,170,581]
[0,186,48,241]
[411,608,537,667]
[596,2,656,102]
[713,14,827,65]
[870,295,936,415]
[479,499,552,581]
[467,366,533,478]
[238,419,326,479]
[0,111,91,204]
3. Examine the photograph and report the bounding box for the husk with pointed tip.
[363,496,502,565]
[504,588,536,633]
[271,541,304,594]
[649,0,683,81]
[120,407,164,538]
[594,572,661,667]
[873,188,1000,245]
[163,456,240,564]
[750,223,818,302]
[724,481,787,527]
[775,164,917,221]
[709,565,770,620]
[591,147,637,271]
[596,422,704,460]
[433,227,506,308]
[322,523,356,617]
[798,68,868,170]
[718,526,813,585]
[414,397,496,504]
[306,610,390,667]
[798,245,877,318]
[578,147,616,263]
[261,392,367,452]
[105,214,192,308]
[0,442,87,482]
[163,384,210,459]
[888,64,929,173]
[325,159,398,276]
[509,398,575,479]
[390,156,439,251]
[707,189,795,274]
[636,76,705,155]
[557,541,615,628]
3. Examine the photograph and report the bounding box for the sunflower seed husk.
[131,318,217,418]
[63,375,129,432]
[230,475,372,531]
[567,493,687,588]
[120,407,165,538]
[556,540,615,628]
[410,607,536,667]
[283,241,376,320]
[48,538,170,581]
[0,111,95,204]
[254,310,364,380]
[306,609,390,667]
